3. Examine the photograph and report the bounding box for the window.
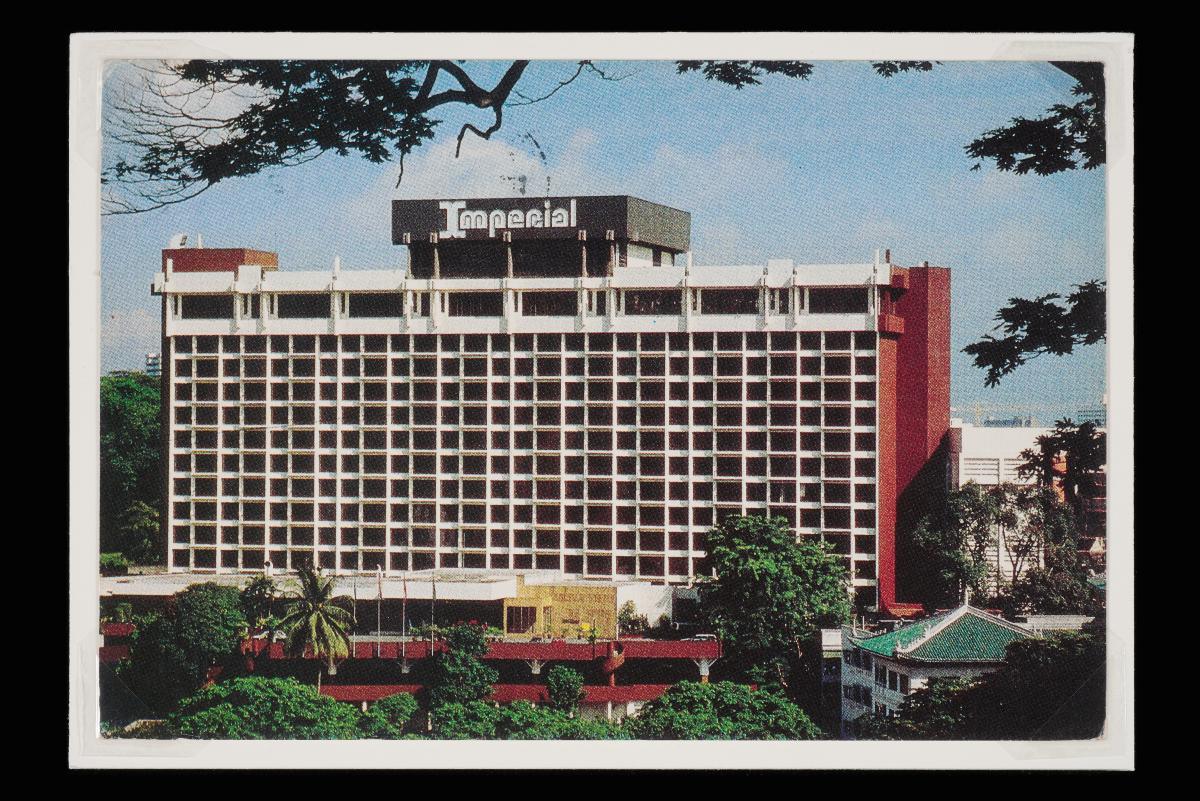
[809,288,868,314]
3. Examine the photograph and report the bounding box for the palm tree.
[279,566,354,691]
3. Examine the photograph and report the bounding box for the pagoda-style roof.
[848,605,1035,664]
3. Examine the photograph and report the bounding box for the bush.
[430,701,501,739]
[545,665,586,713]
[100,552,130,575]
[360,693,420,739]
[170,676,362,739]
[625,681,823,740]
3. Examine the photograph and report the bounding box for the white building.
[839,604,1036,737]
[150,195,953,612]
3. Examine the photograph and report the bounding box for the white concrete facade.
[155,256,894,606]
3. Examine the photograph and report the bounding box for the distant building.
[1075,408,1107,428]
[839,604,1036,737]
[145,353,161,377]
[948,420,1106,577]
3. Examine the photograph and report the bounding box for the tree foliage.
[1017,419,1107,520]
[169,676,362,739]
[119,582,247,714]
[99,372,161,559]
[359,692,420,739]
[240,574,280,628]
[279,566,354,684]
[104,59,1099,215]
[625,681,822,740]
[617,600,649,636]
[910,482,1097,614]
[857,630,1105,740]
[697,515,851,686]
[964,280,1106,387]
[910,483,1000,608]
[545,665,586,714]
[965,62,1105,176]
[426,622,499,709]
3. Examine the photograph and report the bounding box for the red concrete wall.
[162,248,278,273]
[876,334,899,610]
[892,265,952,607]
[895,266,951,492]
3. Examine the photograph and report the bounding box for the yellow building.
[502,576,619,640]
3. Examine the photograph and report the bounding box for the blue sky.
[100,59,1107,422]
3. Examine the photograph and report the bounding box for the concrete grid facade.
[154,196,950,612]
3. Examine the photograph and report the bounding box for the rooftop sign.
[392,195,690,253]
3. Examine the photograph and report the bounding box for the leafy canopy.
[104,59,1100,215]
[99,372,161,559]
[964,280,1105,387]
[625,681,822,740]
[169,676,362,739]
[279,565,354,674]
[359,693,420,739]
[545,665,586,714]
[426,622,499,708]
[119,582,247,714]
[697,515,851,683]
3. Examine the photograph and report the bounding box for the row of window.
[176,288,872,321]
[174,476,877,503]
[170,331,879,355]
[174,428,879,454]
[173,500,878,529]
[173,452,880,479]
[174,384,879,412]
[169,524,878,552]
[172,355,878,380]
[169,547,712,575]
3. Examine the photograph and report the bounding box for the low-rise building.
[839,604,1036,737]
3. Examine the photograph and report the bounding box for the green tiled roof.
[850,606,1035,664]
[852,610,953,658]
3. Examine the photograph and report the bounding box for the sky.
[99,59,1108,422]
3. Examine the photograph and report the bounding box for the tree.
[118,582,247,714]
[617,600,649,637]
[279,566,354,691]
[964,280,1106,387]
[426,622,499,709]
[239,574,279,628]
[545,665,586,714]
[115,500,161,565]
[696,515,851,690]
[965,62,1105,176]
[99,372,161,559]
[169,676,362,739]
[359,692,420,739]
[854,677,974,740]
[910,483,1000,608]
[103,59,1101,215]
[1017,419,1107,533]
[624,681,822,740]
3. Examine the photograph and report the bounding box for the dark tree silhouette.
[963,280,1106,387]
[103,58,1102,215]
[965,62,1105,176]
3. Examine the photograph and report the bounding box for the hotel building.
[151,195,950,612]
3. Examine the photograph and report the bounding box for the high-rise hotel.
[153,196,949,612]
